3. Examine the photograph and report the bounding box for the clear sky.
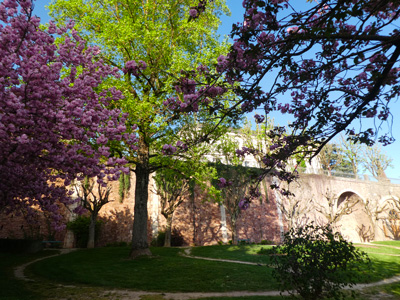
[32,0,400,179]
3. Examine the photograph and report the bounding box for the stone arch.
[336,189,366,207]
[335,190,371,243]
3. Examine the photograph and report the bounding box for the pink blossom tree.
[0,0,135,229]
[187,0,400,192]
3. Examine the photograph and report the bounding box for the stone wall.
[0,172,284,247]
[2,171,400,247]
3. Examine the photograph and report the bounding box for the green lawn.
[192,244,400,284]
[28,247,278,292]
[372,241,400,247]
[0,250,58,300]
[2,242,400,299]
[190,244,273,264]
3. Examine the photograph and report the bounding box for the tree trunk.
[164,214,173,247]
[129,162,152,258]
[231,217,238,245]
[191,189,196,245]
[87,213,97,249]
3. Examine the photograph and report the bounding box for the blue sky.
[32,0,400,179]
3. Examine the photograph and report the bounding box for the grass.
[355,244,400,254]
[2,242,400,299]
[0,250,58,300]
[29,247,278,292]
[190,244,273,264]
[355,243,400,282]
[372,241,400,247]
[192,244,400,284]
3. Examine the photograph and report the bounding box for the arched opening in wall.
[337,191,357,208]
[336,191,372,243]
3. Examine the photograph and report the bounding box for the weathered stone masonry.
[2,172,400,246]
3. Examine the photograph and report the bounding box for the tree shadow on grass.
[359,255,400,283]
[0,251,59,300]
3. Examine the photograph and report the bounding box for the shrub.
[66,216,101,248]
[151,228,185,247]
[260,239,275,245]
[268,223,371,300]
[151,230,166,247]
[237,239,251,245]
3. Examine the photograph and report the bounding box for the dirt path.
[13,246,400,300]
[14,248,77,282]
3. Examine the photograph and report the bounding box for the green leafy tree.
[49,0,232,258]
[73,177,113,248]
[153,143,219,247]
[213,134,262,244]
[339,135,363,177]
[319,143,352,176]
[118,171,131,203]
[153,168,190,247]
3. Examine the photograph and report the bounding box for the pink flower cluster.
[217,177,232,188]
[123,60,147,76]
[196,0,400,196]
[163,73,226,114]
[0,0,137,229]
[188,0,207,20]
[161,141,188,155]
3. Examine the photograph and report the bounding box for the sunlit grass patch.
[191,244,274,264]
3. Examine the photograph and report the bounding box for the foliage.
[73,176,114,248]
[151,229,185,247]
[153,144,220,246]
[67,216,102,248]
[49,0,234,255]
[319,143,351,175]
[259,239,275,245]
[118,171,131,203]
[268,223,371,300]
[339,135,363,176]
[153,167,191,247]
[319,137,394,180]
[212,160,263,244]
[0,0,132,229]
[106,241,128,247]
[173,0,400,195]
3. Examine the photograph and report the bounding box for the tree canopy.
[189,0,400,186]
[49,0,235,257]
[0,0,132,228]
